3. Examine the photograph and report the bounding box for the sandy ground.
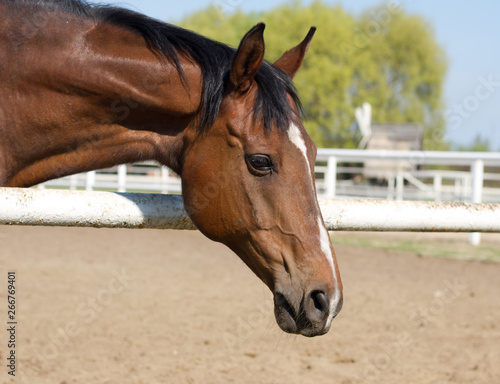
[0,226,499,384]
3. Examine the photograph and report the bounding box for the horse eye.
[247,155,274,174]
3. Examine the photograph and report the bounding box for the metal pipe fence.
[1,188,499,233]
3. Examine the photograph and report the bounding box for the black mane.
[6,0,301,131]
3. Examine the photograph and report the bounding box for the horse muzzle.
[273,287,343,337]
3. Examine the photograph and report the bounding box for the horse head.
[181,24,343,337]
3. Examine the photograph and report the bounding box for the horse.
[0,0,342,337]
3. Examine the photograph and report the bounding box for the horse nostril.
[310,290,328,313]
[304,290,330,327]
[274,292,296,319]
[273,291,299,334]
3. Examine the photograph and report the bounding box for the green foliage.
[179,1,447,149]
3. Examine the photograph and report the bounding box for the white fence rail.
[38,150,500,204]
[26,150,500,245]
[1,188,500,233]
[316,149,500,203]
[39,163,182,193]
[313,149,500,245]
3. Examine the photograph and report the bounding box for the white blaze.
[318,216,342,325]
[287,123,309,163]
[288,123,341,324]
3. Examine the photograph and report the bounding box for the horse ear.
[229,23,266,94]
[273,27,316,79]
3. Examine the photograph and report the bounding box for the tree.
[179,1,447,149]
[456,134,491,152]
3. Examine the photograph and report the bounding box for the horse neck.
[1,19,203,187]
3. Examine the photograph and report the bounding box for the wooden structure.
[363,123,423,182]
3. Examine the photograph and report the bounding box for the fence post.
[325,156,337,198]
[396,173,404,201]
[433,174,442,202]
[453,178,461,202]
[69,174,78,191]
[387,174,395,200]
[86,171,96,191]
[464,175,471,202]
[161,166,169,194]
[118,165,127,193]
[469,159,484,245]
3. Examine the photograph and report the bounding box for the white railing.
[315,149,500,245]
[2,188,500,233]
[315,149,500,203]
[39,162,182,194]
[40,151,500,202]
[37,149,500,245]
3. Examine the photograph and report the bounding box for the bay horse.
[0,0,342,336]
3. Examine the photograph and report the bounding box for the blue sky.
[90,0,500,150]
